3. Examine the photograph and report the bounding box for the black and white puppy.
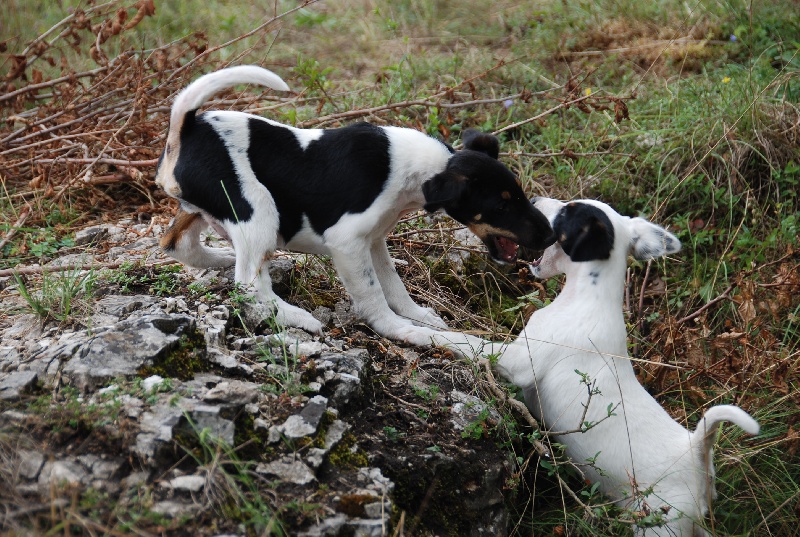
[155,65,555,345]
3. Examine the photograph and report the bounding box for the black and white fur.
[434,198,759,535]
[155,65,555,345]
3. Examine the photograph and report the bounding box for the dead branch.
[0,208,31,253]
[0,259,177,278]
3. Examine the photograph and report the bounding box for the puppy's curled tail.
[693,404,759,451]
[170,65,290,127]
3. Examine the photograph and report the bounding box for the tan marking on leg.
[160,210,204,252]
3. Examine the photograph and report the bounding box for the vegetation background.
[1,0,798,534]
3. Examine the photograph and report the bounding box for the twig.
[295,91,551,128]
[507,150,636,159]
[0,64,118,103]
[676,283,737,325]
[0,259,177,278]
[31,157,159,167]
[384,390,431,412]
[479,359,550,458]
[491,94,595,137]
[557,38,729,59]
[0,208,31,252]
[161,0,320,87]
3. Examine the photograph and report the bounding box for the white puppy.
[435,197,759,536]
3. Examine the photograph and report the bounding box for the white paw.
[276,307,324,336]
[400,305,448,329]
[418,307,448,330]
[393,325,437,347]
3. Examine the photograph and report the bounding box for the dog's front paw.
[273,305,324,336]
[418,307,448,329]
[394,325,437,347]
[404,306,448,330]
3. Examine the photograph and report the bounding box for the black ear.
[462,129,500,159]
[422,171,468,212]
[553,203,614,262]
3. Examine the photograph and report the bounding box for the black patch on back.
[553,203,614,262]
[247,121,392,240]
[174,111,254,223]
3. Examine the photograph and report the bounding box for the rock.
[0,370,38,400]
[269,329,328,358]
[62,314,194,391]
[347,518,387,537]
[200,304,229,348]
[238,300,276,332]
[187,404,236,446]
[18,450,45,480]
[90,294,157,327]
[316,350,368,407]
[311,306,333,326]
[2,314,43,342]
[307,419,349,469]
[46,254,95,268]
[450,389,501,431]
[203,380,260,405]
[332,300,358,327]
[256,456,316,485]
[142,375,164,391]
[268,257,296,295]
[74,225,109,246]
[150,500,201,518]
[206,348,253,375]
[364,500,392,518]
[39,460,88,489]
[279,395,328,439]
[164,474,206,492]
[0,345,21,372]
[298,514,347,537]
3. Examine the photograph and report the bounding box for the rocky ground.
[0,215,530,536]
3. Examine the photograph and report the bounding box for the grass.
[2,0,799,534]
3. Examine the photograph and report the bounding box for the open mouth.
[489,235,519,264]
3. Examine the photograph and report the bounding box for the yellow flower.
[584,88,592,96]
[722,76,731,84]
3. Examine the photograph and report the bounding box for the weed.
[177,419,287,536]
[383,426,405,442]
[13,267,96,324]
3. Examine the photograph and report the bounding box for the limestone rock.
[256,456,316,485]
[0,370,38,400]
[62,314,194,391]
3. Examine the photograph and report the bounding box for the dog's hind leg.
[369,239,448,329]
[160,210,236,268]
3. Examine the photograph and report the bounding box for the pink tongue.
[495,236,518,262]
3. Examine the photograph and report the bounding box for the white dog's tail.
[170,65,290,127]
[693,404,759,451]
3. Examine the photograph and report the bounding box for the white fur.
[435,198,759,536]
